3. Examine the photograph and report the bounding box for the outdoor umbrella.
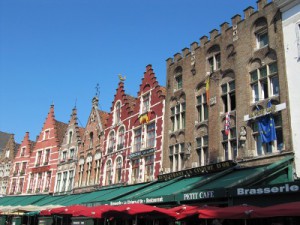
[169,205,219,220]
[73,205,115,218]
[254,201,300,218]
[40,205,89,216]
[102,203,177,219]
[198,204,261,219]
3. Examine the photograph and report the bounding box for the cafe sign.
[158,161,236,181]
[109,196,173,206]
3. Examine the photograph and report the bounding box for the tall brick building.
[163,0,293,172]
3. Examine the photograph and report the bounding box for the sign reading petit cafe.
[158,161,236,181]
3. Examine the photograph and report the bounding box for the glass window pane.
[271,76,279,96]
[269,63,278,74]
[229,81,235,91]
[251,71,258,82]
[221,84,227,94]
[260,66,267,78]
[197,96,202,105]
[258,32,269,48]
[252,83,259,102]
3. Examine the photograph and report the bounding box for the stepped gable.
[16,132,34,156]
[108,81,136,125]
[166,0,272,65]
[68,107,85,143]
[137,64,166,99]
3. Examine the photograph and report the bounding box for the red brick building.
[100,65,165,186]
[26,105,67,194]
[7,132,35,195]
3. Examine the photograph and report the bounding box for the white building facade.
[275,0,300,177]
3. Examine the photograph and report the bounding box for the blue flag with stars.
[258,102,277,143]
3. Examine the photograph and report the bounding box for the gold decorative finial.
[118,74,126,82]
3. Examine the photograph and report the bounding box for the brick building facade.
[73,97,108,193]
[7,132,35,195]
[100,65,165,186]
[26,105,68,194]
[54,107,84,194]
[162,0,293,173]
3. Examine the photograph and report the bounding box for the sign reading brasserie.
[158,161,236,181]
[234,182,300,196]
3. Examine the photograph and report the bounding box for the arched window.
[68,131,73,144]
[108,131,115,153]
[253,17,269,49]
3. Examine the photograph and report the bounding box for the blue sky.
[1,0,258,143]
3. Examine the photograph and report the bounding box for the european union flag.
[258,102,277,143]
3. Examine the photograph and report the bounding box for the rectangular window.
[257,31,269,48]
[146,123,155,148]
[253,114,283,155]
[222,128,237,160]
[36,151,42,166]
[134,128,142,152]
[175,75,183,90]
[221,80,235,113]
[144,155,154,182]
[69,148,75,160]
[20,147,25,157]
[197,94,208,122]
[208,53,221,72]
[61,172,68,192]
[56,173,61,192]
[44,149,50,165]
[250,63,279,102]
[142,93,150,113]
[132,159,139,184]
[68,170,73,191]
[196,136,209,166]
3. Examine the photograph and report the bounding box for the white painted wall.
[280,1,300,177]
